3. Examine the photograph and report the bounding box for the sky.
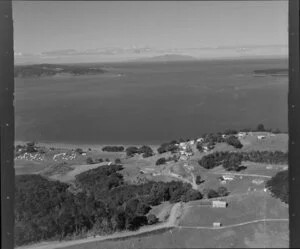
[12,1,288,64]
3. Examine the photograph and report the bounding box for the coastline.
[14,140,161,151]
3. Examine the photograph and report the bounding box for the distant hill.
[14,63,107,78]
[134,54,198,63]
[252,68,288,77]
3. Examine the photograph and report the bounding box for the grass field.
[179,192,288,227]
[59,220,288,249]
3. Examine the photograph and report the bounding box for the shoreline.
[14,140,161,151]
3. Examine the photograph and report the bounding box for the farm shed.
[222,175,234,181]
[213,222,222,227]
[212,201,227,208]
[257,135,266,140]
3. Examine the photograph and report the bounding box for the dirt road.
[17,203,183,249]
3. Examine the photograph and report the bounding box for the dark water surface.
[15,58,288,145]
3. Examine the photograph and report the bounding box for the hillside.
[252,68,288,77]
[14,63,107,78]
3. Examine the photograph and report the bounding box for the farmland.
[15,131,289,248]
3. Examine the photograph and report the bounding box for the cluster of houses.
[252,179,264,185]
[219,174,235,184]
[53,152,76,161]
[177,142,194,160]
[16,152,45,161]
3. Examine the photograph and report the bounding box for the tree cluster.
[157,141,178,154]
[198,150,288,171]
[125,145,154,158]
[225,135,243,149]
[15,165,203,246]
[102,146,125,152]
[266,170,288,204]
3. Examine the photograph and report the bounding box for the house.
[189,140,195,145]
[196,138,204,143]
[221,180,227,184]
[222,175,234,181]
[222,134,227,139]
[257,135,266,140]
[237,132,246,138]
[212,201,227,208]
[213,222,222,227]
[252,179,264,185]
[81,152,87,156]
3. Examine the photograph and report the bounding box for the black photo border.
[0,0,299,248]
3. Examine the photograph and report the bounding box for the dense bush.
[156,157,167,165]
[207,189,219,199]
[75,148,83,154]
[157,142,178,154]
[223,129,238,135]
[195,175,202,185]
[198,151,288,171]
[217,186,229,197]
[147,214,159,225]
[266,170,288,204]
[115,158,121,164]
[222,153,243,171]
[102,146,124,152]
[25,141,37,153]
[86,157,94,164]
[139,145,154,158]
[225,135,243,149]
[125,146,154,157]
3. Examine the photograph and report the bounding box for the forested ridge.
[15,165,202,246]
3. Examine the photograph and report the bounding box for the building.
[237,132,246,138]
[222,134,227,139]
[257,135,266,140]
[252,179,264,185]
[222,175,234,181]
[213,222,222,227]
[212,201,227,208]
[196,138,204,143]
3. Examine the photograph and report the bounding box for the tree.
[156,157,166,166]
[75,148,83,154]
[225,136,243,149]
[86,157,94,164]
[257,124,265,132]
[26,141,37,153]
[115,158,121,164]
[266,170,288,204]
[207,189,219,199]
[217,186,229,197]
[126,146,139,157]
[223,153,242,171]
[195,175,202,185]
[147,214,159,225]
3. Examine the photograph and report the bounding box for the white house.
[257,135,266,140]
[196,138,204,143]
[222,134,227,139]
[213,222,222,227]
[237,132,246,138]
[252,179,264,185]
[212,201,227,208]
[222,175,234,181]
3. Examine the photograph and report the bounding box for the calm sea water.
[15,58,288,145]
